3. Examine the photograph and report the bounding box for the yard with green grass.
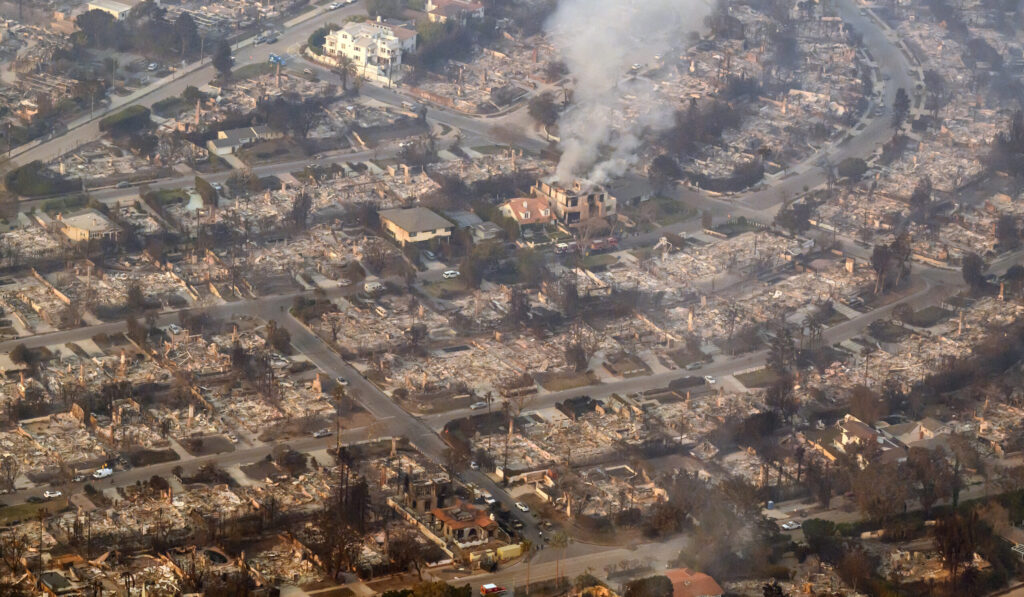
[535,370,601,391]
[422,277,470,299]
[0,496,68,525]
[237,138,307,165]
[232,62,277,81]
[735,367,782,388]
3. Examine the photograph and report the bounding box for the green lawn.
[536,370,601,391]
[0,497,68,525]
[154,189,189,205]
[232,62,277,81]
[908,306,952,328]
[237,138,307,165]
[152,96,188,118]
[582,253,618,269]
[422,277,470,299]
[735,368,782,389]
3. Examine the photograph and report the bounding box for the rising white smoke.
[546,0,710,183]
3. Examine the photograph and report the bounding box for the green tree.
[623,576,672,597]
[836,157,868,180]
[308,24,340,55]
[527,92,559,127]
[212,40,232,79]
[892,87,910,129]
[174,13,200,58]
[935,511,980,588]
[195,176,218,208]
[961,252,985,290]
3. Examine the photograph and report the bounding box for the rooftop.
[61,209,117,233]
[379,207,453,234]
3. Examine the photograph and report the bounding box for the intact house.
[58,209,121,243]
[379,207,454,246]
[664,568,724,597]
[425,0,485,23]
[323,20,417,83]
[206,125,282,156]
[87,0,133,21]
[500,196,553,235]
[531,180,616,229]
[832,414,907,467]
[429,500,498,547]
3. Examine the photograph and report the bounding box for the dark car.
[26,496,44,504]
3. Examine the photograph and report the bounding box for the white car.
[781,521,802,531]
[470,461,480,470]
[329,2,341,7]
[703,375,717,384]
[147,62,159,72]
[43,490,62,499]
[338,278,353,287]
[313,428,333,438]
[442,270,460,279]
[469,401,488,410]
[515,502,529,512]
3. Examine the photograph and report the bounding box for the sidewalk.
[8,3,330,162]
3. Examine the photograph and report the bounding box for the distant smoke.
[546,0,710,183]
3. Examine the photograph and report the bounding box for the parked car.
[338,278,353,287]
[481,585,506,596]
[73,474,87,483]
[116,181,131,188]
[329,2,342,8]
[26,496,44,504]
[303,68,314,75]
[781,521,802,531]
[703,375,717,384]
[336,376,349,386]
[227,433,239,443]
[470,461,480,470]
[43,490,62,499]
[313,428,333,438]
[686,362,702,370]
[469,401,488,410]
[515,502,529,512]
[147,62,159,72]
[92,468,113,479]
[423,250,437,260]
[442,270,460,279]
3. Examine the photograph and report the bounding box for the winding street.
[0,0,995,584]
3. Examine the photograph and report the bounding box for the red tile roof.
[664,568,723,597]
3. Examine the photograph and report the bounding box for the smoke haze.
[546,0,710,183]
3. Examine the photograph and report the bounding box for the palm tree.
[549,531,569,588]
[335,55,354,91]
[521,538,533,594]
[803,312,823,349]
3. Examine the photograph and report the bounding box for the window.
[523,211,530,219]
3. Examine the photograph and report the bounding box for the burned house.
[531,180,617,228]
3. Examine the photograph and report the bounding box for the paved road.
[451,534,690,591]
[6,2,368,169]
[0,0,966,566]
[423,274,952,430]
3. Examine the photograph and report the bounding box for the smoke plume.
[546,0,710,183]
